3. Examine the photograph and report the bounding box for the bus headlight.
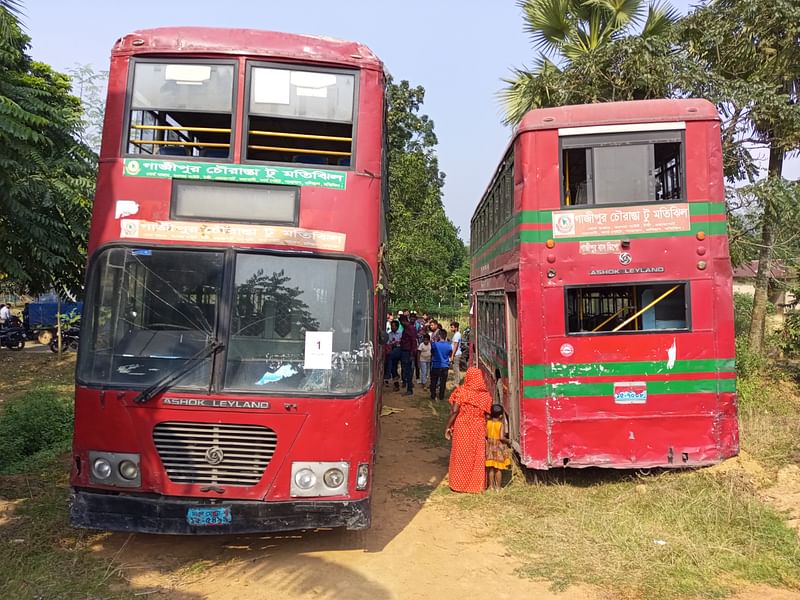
[88,451,141,487]
[92,458,112,480]
[119,460,139,480]
[291,462,349,497]
[294,468,317,490]
[323,468,345,488]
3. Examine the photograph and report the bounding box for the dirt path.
[92,387,597,600]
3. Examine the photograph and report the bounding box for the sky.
[23,0,791,240]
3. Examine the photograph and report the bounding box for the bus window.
[562,131,683,206]
[566,283,689,334]
[225,253,371,395]
[246,65,355,167]
[126,61,235,159]
[79,248,224,387]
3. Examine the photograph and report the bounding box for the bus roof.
[112,27,383,71]
[517,99,719,133]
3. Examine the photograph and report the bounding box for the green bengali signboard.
[123,158,347,190]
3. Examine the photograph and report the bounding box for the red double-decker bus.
[70,28,387,533]
[470,99,738,469]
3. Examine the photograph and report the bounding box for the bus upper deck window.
[561,131,683,207]
[245,64,355,168]
[126,61,235,159]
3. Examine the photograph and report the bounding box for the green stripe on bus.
[518,220,727,244]
[472,202,728,266]
[524,377,736,398]
[523,359,735,380]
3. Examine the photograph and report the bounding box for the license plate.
[186,506,231,527]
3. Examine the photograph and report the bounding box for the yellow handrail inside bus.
[612,285,680,332]
[592,304,633,332]
[132,125,232,133]
[130,140,230,148]
[248,129,352,142]
[247,144,351,157]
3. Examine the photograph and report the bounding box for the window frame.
[563,280,692,336]
[122,57,239,161]
[559,130,686,208]
[242,60,360,171]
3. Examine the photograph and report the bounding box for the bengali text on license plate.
[186,506,231,526]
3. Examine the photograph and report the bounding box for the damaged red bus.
[70,28,387,533]
[470,99,738,469]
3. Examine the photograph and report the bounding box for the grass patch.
[450,469,800,599]
[392,483,438,501]
[0,459,132,599]
[0,387,74,475]
[738,373,800,470]
[413,397,450,449]
[0,352,76,403]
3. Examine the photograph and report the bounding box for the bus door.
[505,292,521,449]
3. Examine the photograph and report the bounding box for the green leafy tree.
[67,63,108,153]
[681,0,800,350]
[386,79,467,309]
[0,5,95,295]
[501,0,679,124]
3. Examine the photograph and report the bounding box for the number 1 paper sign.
[304,331,333,370]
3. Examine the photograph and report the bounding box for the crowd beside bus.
[385,310,511,494]
[384,310,464,400]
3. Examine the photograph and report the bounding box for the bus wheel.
[37,330,53,345]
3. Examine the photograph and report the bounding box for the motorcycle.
[0,317,26,351]
[49,324,80,353]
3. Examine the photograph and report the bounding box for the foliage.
[776,311,800,358]
[501,0,681,124]
[733,292,754,337]
[0,6,95,295]
[681,0,800,351]
[66,63,108,153]
[386,78,468,308]
[0,387,73,474]
[680,0,800,183]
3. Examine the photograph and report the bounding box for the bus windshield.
[78,248,372,396]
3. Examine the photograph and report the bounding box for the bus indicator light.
[545,239,555,249]
[696,231,706,241]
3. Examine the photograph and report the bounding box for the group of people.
[384,310,463,401]
[385,311,510,492]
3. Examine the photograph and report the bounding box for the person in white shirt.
[417,333,432,388]
[0,304,11,326]
[450,321,463,384]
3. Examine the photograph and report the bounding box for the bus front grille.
[153,422,277,487]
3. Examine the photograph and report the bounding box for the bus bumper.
[70,489,371,534]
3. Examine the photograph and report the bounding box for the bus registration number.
[187,506,231,526]
[613,382,647,404]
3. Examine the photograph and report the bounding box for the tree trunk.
[747,149,784,350]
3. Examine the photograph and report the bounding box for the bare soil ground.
[89,386,599,600]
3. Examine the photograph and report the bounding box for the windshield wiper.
[133,339,224,404]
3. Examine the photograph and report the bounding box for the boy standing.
[450,321,463,385]
[429,330,452,401]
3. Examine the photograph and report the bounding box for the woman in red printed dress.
[444,367,492,493]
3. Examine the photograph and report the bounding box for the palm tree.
[501,0,678,124]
